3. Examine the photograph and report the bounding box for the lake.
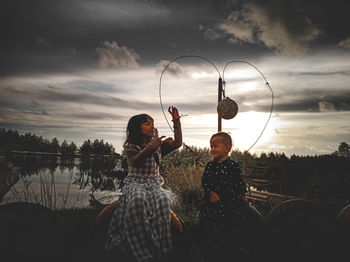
[0,154,123,209]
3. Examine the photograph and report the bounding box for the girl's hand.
[210,191,220,202]
[148,136,165,149]
[168,106,180,121]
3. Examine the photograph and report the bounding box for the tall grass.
[163,166,204,228]
[8,169,89,210]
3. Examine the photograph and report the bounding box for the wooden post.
[218,77,223,132]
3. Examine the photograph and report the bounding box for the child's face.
[141,117,155,138]
[210,136,230,162]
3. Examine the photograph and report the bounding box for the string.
[158,55,274,155]
[222,60,274,152]
[159,55,221,132]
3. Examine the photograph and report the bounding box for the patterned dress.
[200,158,247,228]
[105,145,172,261]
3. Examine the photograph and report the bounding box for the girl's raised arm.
[161,106,183,156]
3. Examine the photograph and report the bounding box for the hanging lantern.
[217,97,238,119]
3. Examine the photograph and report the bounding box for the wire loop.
[158,56,274,153]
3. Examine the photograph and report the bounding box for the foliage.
[0,128,115,156]
[0,128,64,153]
[333,142,350,158]
[79,139,115,156]
[160,145,212,170]
[60,140,77,156]
[160,143,350,203]
[162,166,204,227]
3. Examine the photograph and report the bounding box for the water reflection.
[0,154,127,209]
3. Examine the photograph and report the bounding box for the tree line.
[1,128,349,202]
[161,142,350,202]
[0,128,115,156]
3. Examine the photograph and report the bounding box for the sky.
[1,0,350,157]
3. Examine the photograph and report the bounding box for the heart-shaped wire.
[158,55,274,153]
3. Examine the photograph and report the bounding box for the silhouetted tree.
[50,138,60,153]
[79,139,93,155]
[336,142,350,158]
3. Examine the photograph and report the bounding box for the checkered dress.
[105,145,172,262]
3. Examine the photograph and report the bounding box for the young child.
[199,132,248,260]
[105,107,182,262]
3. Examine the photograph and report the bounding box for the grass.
[163,166,203,227]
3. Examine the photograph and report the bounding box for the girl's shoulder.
[124,143,142,154]
[125,143,141,150]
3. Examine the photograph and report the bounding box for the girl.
[105,107,182,262]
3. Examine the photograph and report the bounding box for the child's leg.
[123,187,156,261]
[149,188,172,258]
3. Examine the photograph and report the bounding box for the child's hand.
[242,195,249,205]
[168,106,180,121]
[210,191,220,202]
[148,136,165,149]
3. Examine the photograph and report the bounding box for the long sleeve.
[202,160,246,205]
[221,163,246,203]
[161,118,182,156]
[202,162,218,204]
[172,118,182,149]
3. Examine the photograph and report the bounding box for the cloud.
[18,109,49,116]
[318,101,336,112]
[30,100,50,115]
[156,60,188,77]
[34,36,52,47]
[339,37,350,49]
[198,24,222,41]
[96,41,140,69]
[216,0,320,55]
[67,80,123,94]
[31,101,41,106]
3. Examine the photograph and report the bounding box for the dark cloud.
[96,41,140,69]
[67,80,126,94]
[19,109,50,116]
[216,0,321,55]
[296,70,350,76]
[31,101,41,106]
[271,91,350,112]
[318,101,336,112]
[339,38,350,49]
[2,0,349,77]
[0,85,155,110]
[155,60,188,77]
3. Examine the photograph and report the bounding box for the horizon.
[1,127,346,158]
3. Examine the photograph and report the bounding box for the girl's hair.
[124,114,153,147]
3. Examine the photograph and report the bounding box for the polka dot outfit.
[200,158,247,227]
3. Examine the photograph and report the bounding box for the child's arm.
[172,116,182,149]
[126,139,162,167]
[162,106,182,155]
